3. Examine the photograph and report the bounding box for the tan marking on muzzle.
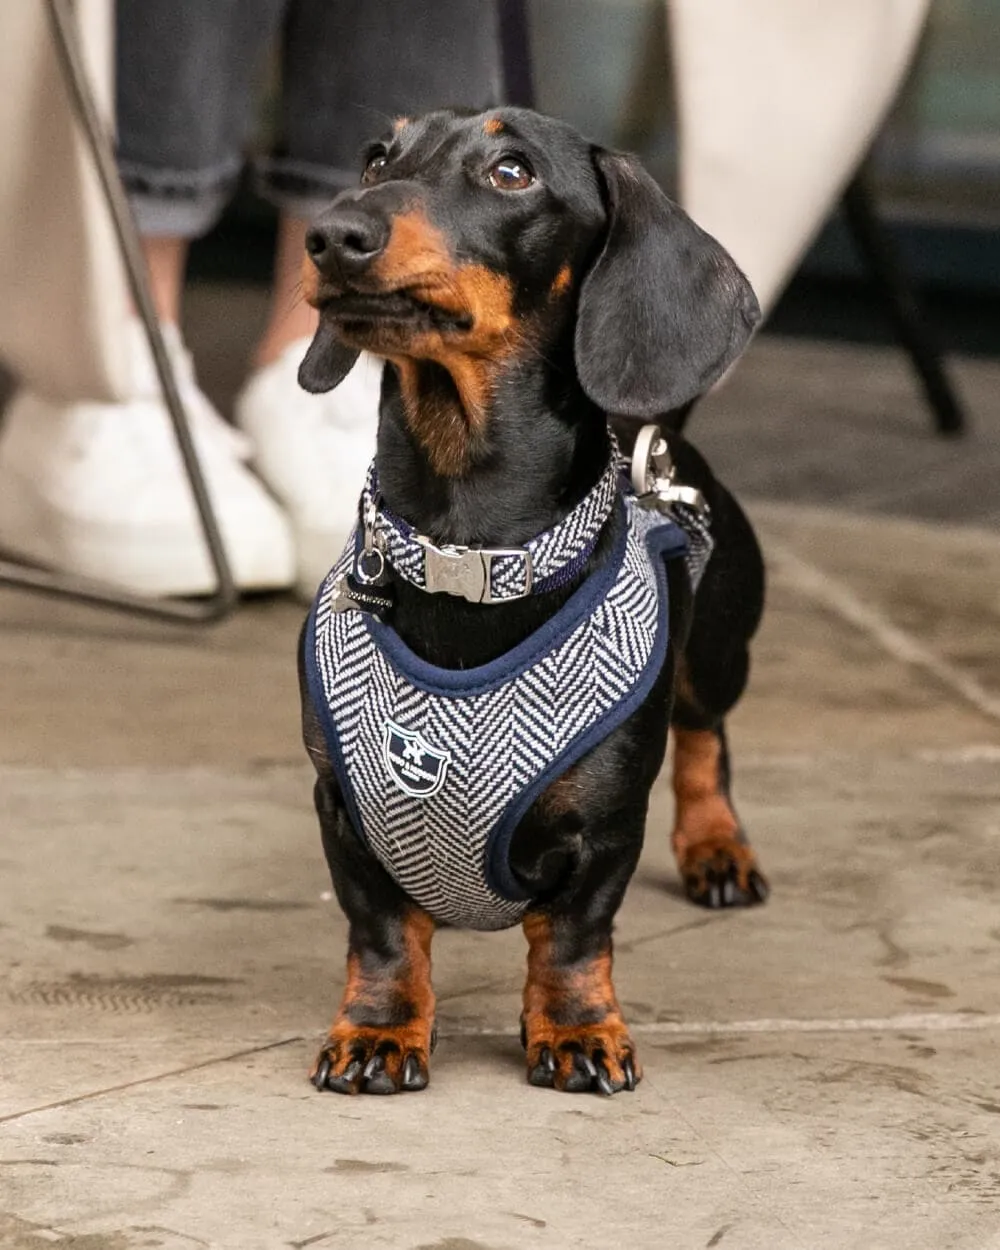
[385,264,519,476]
[301,251,321,307]
[370,209,454,288]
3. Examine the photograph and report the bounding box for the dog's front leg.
[311,782,436,1096]
[519,845,642,1097]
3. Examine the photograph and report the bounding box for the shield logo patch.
[382,720,451,799]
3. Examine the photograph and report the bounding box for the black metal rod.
[842,172,966,438]
[0,0,239,622]
[498,0,535,107]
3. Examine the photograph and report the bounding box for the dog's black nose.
[306,210,389,279]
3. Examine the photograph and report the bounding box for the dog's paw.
[677,836,769,909]
[521,1016,640,1096]
[310,1024,434,1095]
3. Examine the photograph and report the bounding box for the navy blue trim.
[306,503,691,907]
[484,518,684,901]
[365,499,686,697]
[302,597,368,847]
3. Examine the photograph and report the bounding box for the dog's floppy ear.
[297,319,360,393]
[575,149,760,416]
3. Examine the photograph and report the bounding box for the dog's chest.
[304,499,691,930]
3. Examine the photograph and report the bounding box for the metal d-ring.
[354,547,386,585]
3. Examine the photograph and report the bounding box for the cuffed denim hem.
[253,156,358,222]
[119,157,243,238]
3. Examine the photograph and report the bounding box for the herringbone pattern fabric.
[362,441,621,601]
[676,502,713,590]
[312,498,685,930]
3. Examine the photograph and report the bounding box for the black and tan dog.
[297,107,768,1098]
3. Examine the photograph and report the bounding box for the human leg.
[669,0,931,317]
[0,0,295,594]
[239,0,504,599]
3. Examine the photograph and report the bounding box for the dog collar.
[357,436,621,604]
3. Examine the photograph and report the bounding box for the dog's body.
[296,108,767,1096]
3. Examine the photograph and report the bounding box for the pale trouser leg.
[669,0,931,316]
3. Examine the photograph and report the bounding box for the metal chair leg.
[498,0,535,107]
[0,0,238,623]
[842,171,966,438]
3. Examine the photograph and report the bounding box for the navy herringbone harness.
[304,451,706,931]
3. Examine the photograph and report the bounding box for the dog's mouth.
[316,287,474,337]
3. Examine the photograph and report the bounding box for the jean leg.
[257,0,502,219]
[116,0,289,236]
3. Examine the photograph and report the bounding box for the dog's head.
[299,107,759,422]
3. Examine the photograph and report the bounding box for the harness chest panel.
[305,497,691,931]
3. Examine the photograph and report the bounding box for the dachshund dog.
[297,107,767,1098]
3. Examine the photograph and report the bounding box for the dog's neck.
[364,334,621,670]
[374,342,611,549]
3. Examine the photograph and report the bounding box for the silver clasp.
[631,423,710,519]
[356,496,387,583]
[418,538,533,603]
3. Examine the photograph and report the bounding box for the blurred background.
[192,0,1000,356]
[167,0,1000,538]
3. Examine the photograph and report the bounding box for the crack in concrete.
[443,1012,1000,1039]
[0,1035,303,1125]
[766,540,1000,725]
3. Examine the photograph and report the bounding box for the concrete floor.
[2,333,1000,1249]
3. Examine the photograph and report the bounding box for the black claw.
[312,1056,332,1090]
[363,1053,385,1082]
[528,1046,556,1087]
[326,1074,356,1094]
[594,1064,615,1097]
[364,1068,397,1095]
[708,882,722,909]
[722,877,736,906]
[563,1050,599,1093]
[749,871,770,903]
[401,1054,428,1090]
[622,1056,637,1091]
[563,1054,594,1093]
[408,1056,428,1090]
[326,1055,365,1094]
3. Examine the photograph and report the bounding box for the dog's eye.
[362,151,388,184]
[488,157,534,191]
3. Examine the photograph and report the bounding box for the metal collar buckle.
[417,537,534,604]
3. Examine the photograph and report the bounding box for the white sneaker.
[236,340,382,600]
[0,320,295,597]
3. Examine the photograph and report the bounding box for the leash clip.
[356,496,387,584]
[631,423,710,520]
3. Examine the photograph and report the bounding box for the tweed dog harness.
[304,427,712,930]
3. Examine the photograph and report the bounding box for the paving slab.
[3,372,1000,1247]
[3,1029,1000,1250]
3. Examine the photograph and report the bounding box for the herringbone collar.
[357,435,622,604]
